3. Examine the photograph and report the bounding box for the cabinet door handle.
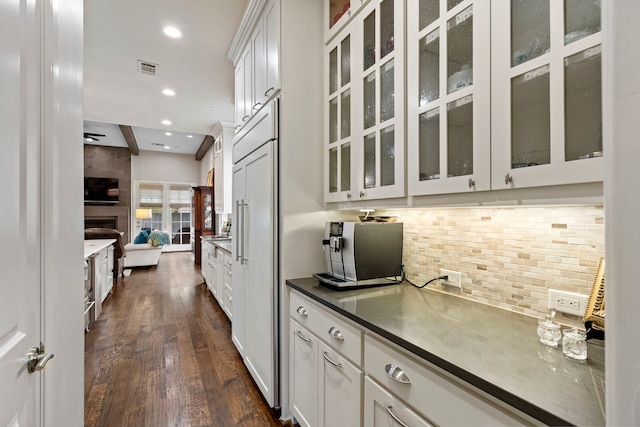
[384,405,410,427]
[385,364,411,384]
[234,124,241,130]
[242,115,250,122]
[234,200,241,262]
[264,87,275,97]
[322,351,342,368]
[359,190,365,199]
[252,102,262,110]
[295,331,311,343]
[328,326,344,341]
[296,306,308,317]
[505,173,513,185]
[346,192,352,200]
[468,177,475,188]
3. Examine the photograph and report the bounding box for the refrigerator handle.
[240,199,246,265]
[235,200,241,262]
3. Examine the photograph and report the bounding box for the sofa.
[124,229,170,268]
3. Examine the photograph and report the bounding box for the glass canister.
[562,328,588,360]
[537,310,562,347]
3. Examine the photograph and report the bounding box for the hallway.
[84,252,284,426]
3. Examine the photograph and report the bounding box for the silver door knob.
[27,345,54,373]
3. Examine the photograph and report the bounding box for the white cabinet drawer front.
[364,335,528,426]
[318,340,363,427]
[290,320,318,427]
[223,287,233,320]
[364,376,436,427]
[222,250,232,268]
[290,291,362,364]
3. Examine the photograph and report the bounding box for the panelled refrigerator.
[232,99,279,407]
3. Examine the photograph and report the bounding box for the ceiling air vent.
[137,60,158,76]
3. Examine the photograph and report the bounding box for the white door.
[0,0,44,424]
[242,141,277,407]
[232,160,247,355]
[1,0,84,425]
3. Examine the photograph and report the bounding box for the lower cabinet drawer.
[364,376,435,427]
[290,291,362,364]
[223,287,233,320]
[364,334,529,426]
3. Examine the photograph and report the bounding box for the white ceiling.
[83,0,248,155]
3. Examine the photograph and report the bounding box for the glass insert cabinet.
[324,0,603,202]
[325,0,405,203]
[491,0,603,189]
[406,0,491,195]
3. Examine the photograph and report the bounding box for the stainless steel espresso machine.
[313,221,403,289]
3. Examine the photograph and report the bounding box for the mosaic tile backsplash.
[393,206,604,325]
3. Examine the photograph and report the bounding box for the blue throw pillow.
[134,230,149,244]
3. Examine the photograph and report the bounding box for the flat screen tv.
[84,177,119,204]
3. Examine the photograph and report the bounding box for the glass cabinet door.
[326,26,354,202]
[407,0,490,195]
[355,0,405,200]
[491,0,603,189]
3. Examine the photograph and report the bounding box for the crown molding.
[226,0,269,64]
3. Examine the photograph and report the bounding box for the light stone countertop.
[286,277,605,426]
[200,236,232,254]
[84,239,116,259]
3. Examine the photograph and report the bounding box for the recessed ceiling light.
[161,119,172,125]
[162,88,175,96]
[164,145,171,150]
[165,132,172,136]
[186,135,193,138]
[163,26,182,38]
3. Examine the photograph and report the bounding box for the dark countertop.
[286,277,605,426]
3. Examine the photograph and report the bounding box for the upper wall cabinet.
[491,0,603,189]
[325,0,406,203]
[325,0,370,44]
[234,0,281,132]
[407,0,491,196]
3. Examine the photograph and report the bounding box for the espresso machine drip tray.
[313,272,400,290]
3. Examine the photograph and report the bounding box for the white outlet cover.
[548,289,589,317]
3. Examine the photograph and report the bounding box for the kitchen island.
[286,277,604,426]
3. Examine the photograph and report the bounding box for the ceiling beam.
[119,125,140,155]
[195,135,214,161]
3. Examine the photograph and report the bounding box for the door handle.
[27,345,54,373]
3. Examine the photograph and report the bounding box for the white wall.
[604,2,640,425]
[131,150,201,183]
[199,146,214,186]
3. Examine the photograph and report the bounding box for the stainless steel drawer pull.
[385,364,411,384]
[295,331,311,343]
[322,351,342,368]
[296,306,308,317]
[328,326,344,341]
[384,405,410,427]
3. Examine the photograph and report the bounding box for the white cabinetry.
[221,250,233,320]
[233,0,281,132]
[289,291,363,427]
[407,0,491,195]
[364,334,529,426]
[212,122,235,214]
[290,320,318,427]
[364,376,435,427]
[289,288,532,427]
[325,0,406,203]
[491,0,603,189]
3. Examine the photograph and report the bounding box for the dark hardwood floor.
[85,252,286,427]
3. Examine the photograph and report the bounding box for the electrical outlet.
[548,290,589,316]
[440,269,462,288]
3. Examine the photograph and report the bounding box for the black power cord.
[399,265,449,289]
